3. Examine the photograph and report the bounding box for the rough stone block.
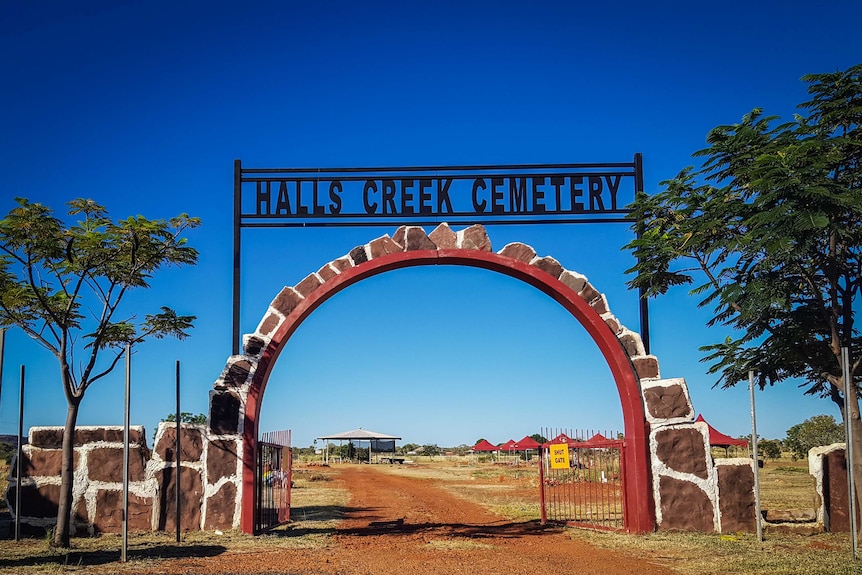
[716,460,756,532]
[368,235,402,258]
[589,293,610,315]
[330,256,354,273]
[243,335,266,357]
[618,329,645,357]
[457,224,491,251]
[601,312,622,335]
[658,476,715,532]
[655,426,710,479]
[271,287,304,317]
[222,358,252,388]
[632,355,660,379]
[530,256,563,279]
[294,273,322,297]
[394,226,437,251]
[349,245,369,265]
[210,392,241,435]
[155,425,204,463]
[206,438,240,482]
[257,313,281,338]
[157,466,203,531]
[316,263,338,281]
[88,446,146,482]
[20,448,69,478]
[559,270,587,294]
[498,242,536,263]
[30,426,143,448]
[92,490,153,533]
[8,483,60,518]
[643,382,692,420]
[204,481,238,531]
[578,282,600,305]
[428,224,457,249]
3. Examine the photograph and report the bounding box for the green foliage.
[530,433,548,444]
[625,64,862,403]
[0,441,14,464]
[785,414,845,460]
[422,444,441,459]
[758,439,782,461]
[0,197,199,547]
[163,412,208,425]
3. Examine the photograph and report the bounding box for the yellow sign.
[549,443,570,469]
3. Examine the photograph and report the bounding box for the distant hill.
[0,435,25,446]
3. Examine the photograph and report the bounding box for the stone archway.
[204,223,756,536]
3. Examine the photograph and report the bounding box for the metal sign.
[232,156,647,355]
[235,157,642,228]
[549,444,571,469]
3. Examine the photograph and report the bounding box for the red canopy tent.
[696,414,748,449]
[514,436,542,450]
[470,439,499,452]
[542,432,580,448]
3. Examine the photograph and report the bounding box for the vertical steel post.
[633,153,650,355]
[843,346,858,558]
[0,328,6,414]
[749,370,763,541]
[122,344,131,562]
[175,359,181,542]
[232,159,242,356]
[14,365,23,541]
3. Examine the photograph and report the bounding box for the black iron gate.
[539,428,625,530]
[255,430,292,533]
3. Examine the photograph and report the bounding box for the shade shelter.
[470,439,499,452]
[317,428,401,464]
[696,414,748,455]
[514,435,542,463]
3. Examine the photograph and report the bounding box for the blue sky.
[1,1,859,449]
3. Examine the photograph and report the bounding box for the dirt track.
[167,465,674,575]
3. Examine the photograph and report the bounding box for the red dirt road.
[168,465,674,575]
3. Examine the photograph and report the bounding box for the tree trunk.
[849,393,862,536]
[51,400,80,548]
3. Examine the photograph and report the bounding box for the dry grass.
[1,460,857,575]
[758,457,818,511]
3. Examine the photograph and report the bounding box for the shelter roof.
[696,414,748,448]
[499,439,517,451]
[470,439,499,452]
[543,432,579,448]
[317,428,401,441]
[514,435,542,449]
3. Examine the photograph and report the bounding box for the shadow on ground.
[0,543,227,570]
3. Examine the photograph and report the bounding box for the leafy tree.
[422,444,441,460]
[785,414,845,460]
[400,442,419,454]
[163,412,208,425]
[758,439,782,461]
[625,65,861,499]
[530,434,548,444]
[0,198,198,547]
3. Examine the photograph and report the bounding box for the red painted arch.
[241,248,655,533]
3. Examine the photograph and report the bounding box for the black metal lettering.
[491,178,504,214]
[276,181,291,215]
[531,177,546,213]
[295,180,309,215]
[312,180,325,215]
[551,177,565,211]
[605,175,621,210]
[588,176,604,211]
[509,177,527,212]
[329,181,343,214]
[437,178,453,213]
[256,181,271,215]
[472,178,487,212]
[418,179,432,214]
[570,176,585,212]
[382,180,397,214]
[400,179,415,215]
[363,180,378,214]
